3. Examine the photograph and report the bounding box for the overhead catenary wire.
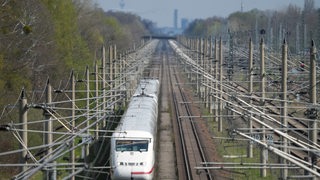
[171,38,320,178]
[6,40,160,179]
[13,90,122,179]
[0,36,318,179]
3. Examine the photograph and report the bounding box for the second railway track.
[162,40,217,180]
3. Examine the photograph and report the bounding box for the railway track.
[217,50,319,163]
[170,39,320,177]
[166,49,213,179]
[177,39,316,145]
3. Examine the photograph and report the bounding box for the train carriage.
[110,79,159,180]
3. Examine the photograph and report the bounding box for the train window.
[116,140,149,152]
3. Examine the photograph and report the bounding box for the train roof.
[114,96,157,137]
[133,79,159,98]
[113,78,159,139]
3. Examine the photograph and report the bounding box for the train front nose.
[112,166,131,180]
[111,163,153,180]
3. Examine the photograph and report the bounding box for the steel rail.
[174,70,213,180]
[169,63,193,180]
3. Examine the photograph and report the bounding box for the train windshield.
[116,140,149,152]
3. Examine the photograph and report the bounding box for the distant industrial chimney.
[119,0,125,9]
[174,9,178,29]
[241,0,244,12]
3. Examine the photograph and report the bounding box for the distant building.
[174,9,178,29]
[151,9,187,36]
[181,18,189,30]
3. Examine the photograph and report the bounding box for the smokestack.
[174,9,178,29]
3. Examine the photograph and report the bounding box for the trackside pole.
[196,38,200,96]
[193,38,196,82]
[114,47,119,110]
[218,37,223,132]
[209,37,213,113]
[109,46,114,111]
[119,53,123,107]
[125,51,130,104]
[259,38,267,177]
[205,37,210,109]
[113,45,117,110]
[85,66,90,163]
[204,38,208,106]
[70,71,75,180]
[94,62,99,140]
[102,46,106,127]
[214,38,218,122]
[44,79,56,179]
[201,38,205,100]
[19,89,28,174]
[189,38,192,78]
[281,39,288,179]
[308,40,317,180]
[190,38,194,82]
[247,38,253,158]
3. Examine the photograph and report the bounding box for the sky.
[95,0,319,28]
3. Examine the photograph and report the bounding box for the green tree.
[41,0,91,73]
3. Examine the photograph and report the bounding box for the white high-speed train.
[110,79,159,180]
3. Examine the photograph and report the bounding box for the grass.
[209,118,282,179]
[197,97,281,179]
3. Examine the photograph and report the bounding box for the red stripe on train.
[131,166,154,175]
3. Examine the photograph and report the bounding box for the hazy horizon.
[96,0,319,28]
